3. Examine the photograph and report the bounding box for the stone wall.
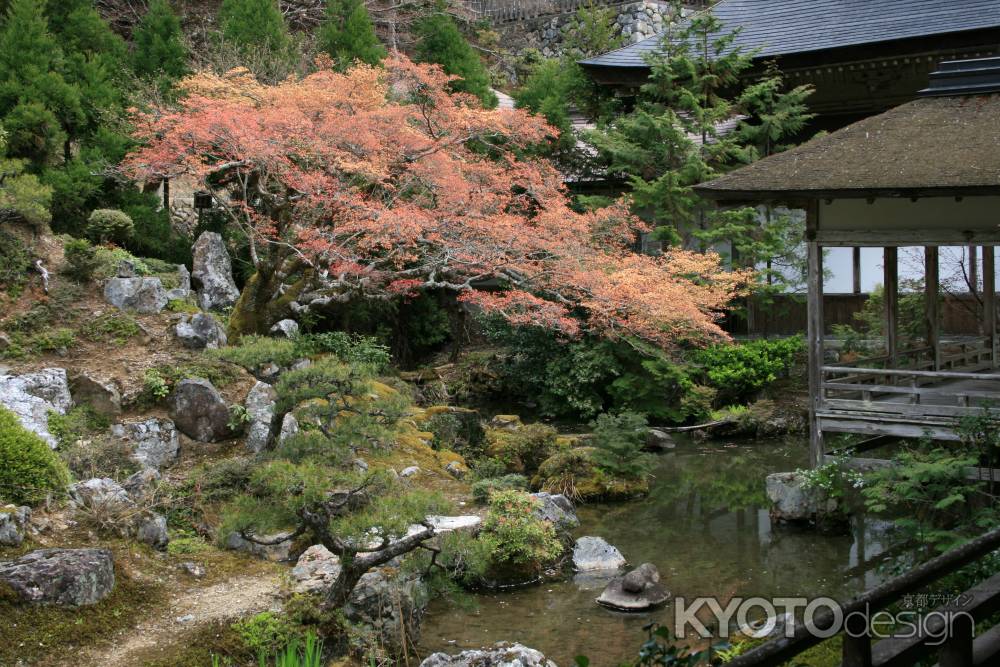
[497,1,689,59]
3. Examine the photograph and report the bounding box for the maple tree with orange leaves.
[123,57,747,348]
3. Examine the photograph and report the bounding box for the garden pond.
[418,437,910,665]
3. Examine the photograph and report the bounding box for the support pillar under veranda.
[806,202,824,468]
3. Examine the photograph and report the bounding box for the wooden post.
[852,246,862,294]
[925,246,940,370]
[968,244,979,296]
[985,246,997,367]
[162,177,170,210]
[884,247,898,367]
[807,202,824,468]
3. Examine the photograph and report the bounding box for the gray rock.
[278,412,299,444]
[244,381,277,454]
[400,466,420,478]
[646,428,676,451]
[133,512,169,550]
[191,232,239,311]
[0,506,31,547]
[104,277,168,314]
[0,548,115,606]
[168,378,233,442]
[530,492,579,530]
[345,567,429,654]
[178,264,191,292]
[420,643,556,667]
[116,260,137,278]
[175,313,228,350]
[259,362,281,382]
[111,417,179,470]
[225,531,293,561]
[179,561,205,578]
[165,288,189,301]
[69,373,121,417]
[0,332,11,353]
[596,562,671,611]
[69,478,132,513]
[122,468,161,502]
[290,544,341,593]
[766,471,839,522]
[572,536,627,572]
[290,358,312,371]
[269,319,299,338]
[445,461,466,479]
[0,368,73,447]
[353,458,369,473]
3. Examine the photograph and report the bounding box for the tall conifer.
[318,0,385,69]
[414,6,497,108]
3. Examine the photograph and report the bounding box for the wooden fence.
[727,294,988,338]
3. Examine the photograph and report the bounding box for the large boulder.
[0,506,31,547]
[133,512,169,551]
[175,313,228,350]
[111,417,179,470]
[345,567,429,654]
[244,381,277,454]
[168,378,234,442]
[69,373,121,417]
[69,478,132,513]
[0,548,115,606]
[122,467,161,502]
[290,544,341,594]
[420,643,556,667]
[278,412,299,444]
[191,232,239,311]
[530,492,579,531]
[596,562,671,611]
[104,277,168,314]
[572,536,627,572]
[0,368,72,448]
[766,471,839,523]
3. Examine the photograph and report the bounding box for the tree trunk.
[227,266,312,339]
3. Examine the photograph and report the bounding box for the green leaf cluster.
[318,0,385,70]
[414,6,497,108]
[589,411,652,481]
[0,405,71,505]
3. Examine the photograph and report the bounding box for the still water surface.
[418,438,906,665]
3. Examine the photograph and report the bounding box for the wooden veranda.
[696,57,1000,469]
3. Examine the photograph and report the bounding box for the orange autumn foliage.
[124,57,748,347]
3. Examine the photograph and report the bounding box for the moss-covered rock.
[533,447,648,502]
[484,422,563,476]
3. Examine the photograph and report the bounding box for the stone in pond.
[572,535,626,572]
[420,642,557,667]
[596,562,671,611]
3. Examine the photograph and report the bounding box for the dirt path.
[76,573,283,667]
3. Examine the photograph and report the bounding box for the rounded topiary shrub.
[86,208,135,244]
[0,407,71,505]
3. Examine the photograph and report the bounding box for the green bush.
[426,409,484,459]
[689,336,802,404]
[86,208,134,244]
[214,332,390,373]
[0,406,71,505]
[484,422,561,475]
[47,406,110,451]
[478,490,562,575]
[589,411,652,481]
[0,230,30,295]
[232,611,296,657]
[62,238,100,282]
[471,474,528,503]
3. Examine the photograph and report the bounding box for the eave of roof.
[694,93,1000,201]
[580,0,1000,71]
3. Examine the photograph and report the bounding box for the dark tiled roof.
[694,93,1000,199]
[580,0,1000,70]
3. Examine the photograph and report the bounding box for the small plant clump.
[78,311,141,345]
[86,208,134,244]
[478,490,563,581]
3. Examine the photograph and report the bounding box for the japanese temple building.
[694,57,1000,469]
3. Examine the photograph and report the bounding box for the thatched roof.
[694,94,1000,201]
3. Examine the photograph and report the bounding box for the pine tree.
[133,0,188,81]
[219,0,290,55]
[414,6,497,108]
[318,0,385,70]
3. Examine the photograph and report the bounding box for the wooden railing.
[463,0,708,23]
[726,526,1000,667]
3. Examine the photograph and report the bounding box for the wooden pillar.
[968,244,979,295]
[884,247,898,367]
[162,177,170,211]
[807,202,824,468]
[852,247,862,294]
[925,246,940,370]
[984,246,997,367]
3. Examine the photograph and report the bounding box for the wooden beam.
[807,201,824,468]
[969,244,979,296]
[884,247,898,367]
[925,247,940,370]
[985,246,997,368]
[853,246,862,294]
[816,230,1000,246]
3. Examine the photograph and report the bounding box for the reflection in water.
[418,438,904,666]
